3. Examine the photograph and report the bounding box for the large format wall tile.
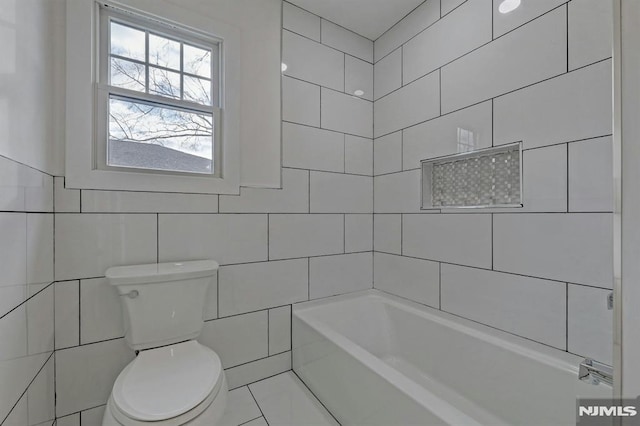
[219,168,309,213]
[374,49,401,100]
[310,172,373,213]
[283,76,320,127]
[568,0,613,70]
[441,7,566,113]
[374,214,402,254]
[403,214,492,268]
[345,135,373,176]
[374,253,440,308]
[374,132,402,176]
[159,214,268,266]
[402,101,493,170]
[309,253,372,299]
[321,88,373,138]
[199,311,268,368]
[80,190,218,213]
[55,214,157,281]
[269,214,344,260]
[282,123,344,173]
[568,284,613,364]
[283,30,344,91]
[374,71,440,138]
[494,60,612,149]
[344,214,373,252]
[218,259,308,317]
[441,264,566,349]
[374,170,422,213]
[374,0,440,62]
[568,137,614,212]
[345,56,373,101]
[55,339,134,416]
[403,0,492,84]
[283,2,320,42]
[321,20,373,63]
[492,0,566,38]
[493,213,613,287]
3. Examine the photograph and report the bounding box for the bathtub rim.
[293,289,596,378]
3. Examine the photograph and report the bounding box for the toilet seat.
[110,341,224,425]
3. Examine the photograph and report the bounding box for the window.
[97,6,221,176]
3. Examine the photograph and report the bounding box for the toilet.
[102,260,228,426]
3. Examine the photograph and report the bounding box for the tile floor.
[220,372,339,426]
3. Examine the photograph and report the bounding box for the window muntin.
[98,6,220,176]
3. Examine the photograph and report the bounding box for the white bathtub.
[292,290,611,426]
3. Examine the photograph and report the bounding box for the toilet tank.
[106,260,218,351]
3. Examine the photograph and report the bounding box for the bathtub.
[292,290,611,426]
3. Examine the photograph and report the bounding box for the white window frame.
[66,0,241,194]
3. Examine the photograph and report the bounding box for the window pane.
[149,66,181,99]
[149,33,181,70]
[110,57,145,92]
[110,22,145,61]
[184,44,211,78]
[183,75,212,105]
[108,97,214,174]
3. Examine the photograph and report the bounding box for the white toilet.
[102,260,228,426]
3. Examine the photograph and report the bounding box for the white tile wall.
[374,170,422,213]
[26,356,55,425]
[374,214,402,254]
[218,259,308,317]
[0,157,53,213]
[402,101,493,170]
[219,168,309,213]
[344,214,373,252]
[492,0,566,38]
[283,30,345,91]
[374,132,403,175]
[283,2,320,42]
[569,137,614,212]
[374,71,440,138]
[81,190,219,213]
[441,0,466,16]
[268,306,292,355]
[53,177,80,213]
[321,88,373,138]
[403,0,492,84]
[374,0,440,62]
[519,144,568,212]
[158,214,268,265]
[310,172,373,213]
[568,0,613,70]
[225,351,291,390]
[568,284,613,364]
[199,311,268,368]
[345,136,373,176]
[345,56,373,101]
[374,253,440,308]
[309,252,373,299]
[55,338,134,416]
[494,60,612,149]
[321,20,373,63]
[283,76,321,127]
[54,281,79,350]
[80,278,124,344]
[493,214,613,287]
[374,48,402,100]
[441,7,566,113]
[282,123,344,173]
[55,214,157,281]
[269,214,344,260]
[403,214,493,268]
[441,264,567,348]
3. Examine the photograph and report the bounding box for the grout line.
[291,370,343,425]
[247,387,270,426]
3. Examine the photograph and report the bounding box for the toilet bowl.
[102,261,226,426]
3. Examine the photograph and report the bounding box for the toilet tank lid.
[106,260,219,286]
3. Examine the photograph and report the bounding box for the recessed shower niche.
[421,143,523,209]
